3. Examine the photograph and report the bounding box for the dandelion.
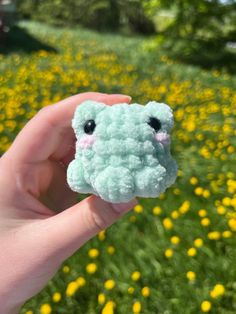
[40,304,52,314]
[198,209,207,217]
[165,248,174,258]
[141,286,150,297]
[190,177,198,185]
[131,271,141,281]
[163,218,173,230]
[194,238,203,247]
[153,206,162,215]
[62,265,70,273]
[88,248,99,258]
[201,300,212,312]
[133,301,142,313]
[186,271,196,281]
[86,263,97,274]
[217,206,226,215]
[210,284,225,298]
[101,301,116,314]
[134,204,143,213]
[171,210,180,219]
[222,230,232,238]
[170,236,180,245]
[128,287,135,294]
[98,293,106,305]
[104,279,116,290]
[195,187,204,196]
[107,246,115,255]
[228,218,236,231]
[208,231,221,240]
[201,218,211,227]
[187,248,197,257]
[76,277,86,287]
[66,281,79,297]
[98,230,106,241]
[52,292,61,303]
[25,311,33,314]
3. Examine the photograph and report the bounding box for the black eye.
[148,117,161,132]
[84,119,96,134]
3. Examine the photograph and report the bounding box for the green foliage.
[143,0,236,71]
[16,0,155,33]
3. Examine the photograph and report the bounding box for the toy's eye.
[84,119,96,134]
[148,117,161,132]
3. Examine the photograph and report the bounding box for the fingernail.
[112,94,132,102]
[112,198,138,213]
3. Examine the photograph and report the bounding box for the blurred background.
[0,1,236,314]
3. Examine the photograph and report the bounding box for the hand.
[0,92,137,313]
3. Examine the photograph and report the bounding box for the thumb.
[40,195,138,261]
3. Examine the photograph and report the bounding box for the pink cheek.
[155,132,170,145]
[78,135,96,149]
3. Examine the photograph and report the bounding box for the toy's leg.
[67,159,94,194]
[134,165,167,198]
[93,166,135,203]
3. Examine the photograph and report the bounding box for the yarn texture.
[67,100,178,203]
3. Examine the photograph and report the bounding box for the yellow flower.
[141,286,150,297]
[201,300,212,312]
[222,230,232,238]
[98,230,106,241]
[165,248,174,258]
[66,281,79,297]
[210,284,225,298]
[201,218,211,227]
[101,301,116,314]
[163,217,173,230]
[134,204,143,213]
[228,218,236,231]
[133,301,142,314]
[179,200,190,214]
[98,293,106,305]
[198,209,207,217]
[153,206,162,215]
[107,246,115,255]
[86,263,97,274]
[76,276,86,287]
[171,210,180,219]
[40,304,52,314]
[170,236,180,245]
[62,265,70,273]
[194,238,203,248]
[222,197,231,206]
[131,271,141,281]
[217,206,226,215]
[130,215,137,222]
[186,271,196,281]
[52,292,61,303]
[195,187,204,196]
[208,231,221,240]
[25,311,33,314]
[128,287,135,294]
[187,247,197,257]
[190,177,198,185]
[88,248,99,258]
[104,279,116,290]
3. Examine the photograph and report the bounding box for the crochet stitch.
[67,100,178,203]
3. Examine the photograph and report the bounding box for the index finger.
[6,92,132,164]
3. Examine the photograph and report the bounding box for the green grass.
[0,21,236,314]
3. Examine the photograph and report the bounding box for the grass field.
[0,21,236,314]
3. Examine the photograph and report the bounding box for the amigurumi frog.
[67,100,178,203]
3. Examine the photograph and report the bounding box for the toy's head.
[67,100,178,203]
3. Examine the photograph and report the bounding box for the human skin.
[0,92,138,313]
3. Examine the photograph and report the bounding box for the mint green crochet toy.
[67,100,177,203]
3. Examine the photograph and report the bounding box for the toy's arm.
[67,159,94,194]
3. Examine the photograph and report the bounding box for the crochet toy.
[67,100,178,203]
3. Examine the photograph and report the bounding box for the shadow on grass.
[0,25,57,54]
